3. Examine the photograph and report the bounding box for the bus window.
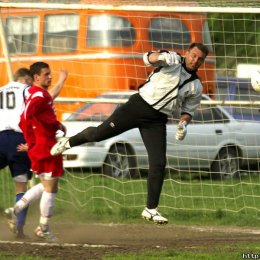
[87,14,136,47]
[6,16,38,54]
[43,14,79,53]
[149,17,191,50]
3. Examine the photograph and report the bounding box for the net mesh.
[0,1,260,222]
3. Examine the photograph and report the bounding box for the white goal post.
[0,2,260,13]
[0,2,260,223]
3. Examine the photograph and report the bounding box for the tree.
[208,13,260,76]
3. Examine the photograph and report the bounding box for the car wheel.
[102,144,138,179]
[210,147,240,180]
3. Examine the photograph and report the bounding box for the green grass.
[0,242,258,260]
[103,242,260,260]
[55,169,260,227]
[1,168,260,227]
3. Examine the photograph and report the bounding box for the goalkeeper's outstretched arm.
[143,51,181,67]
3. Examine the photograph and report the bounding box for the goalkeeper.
[51,42,209,225]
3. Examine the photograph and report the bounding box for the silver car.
[62,91,260,179]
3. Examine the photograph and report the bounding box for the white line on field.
[0,240,120,248]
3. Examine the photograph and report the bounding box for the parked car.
[62,91,260,179]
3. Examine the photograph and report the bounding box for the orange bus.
[0,7,215,119]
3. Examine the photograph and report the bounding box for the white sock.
[15,183,44,214]
[39,191,56,226]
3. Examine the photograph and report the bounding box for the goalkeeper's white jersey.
[0,81,29,132]
[139,51,202,117]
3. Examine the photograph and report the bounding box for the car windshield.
[66,92,133,122]
[66,102,119,122]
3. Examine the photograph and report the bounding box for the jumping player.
[50,42,209,224]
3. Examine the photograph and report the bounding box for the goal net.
[0,1,260,224]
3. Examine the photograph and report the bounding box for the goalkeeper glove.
[175,121,187,141]
[158,52,181,66]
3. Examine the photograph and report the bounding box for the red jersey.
[19,86,63,177]
[19,86,61,148]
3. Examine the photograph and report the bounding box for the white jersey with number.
[0,81,29,132]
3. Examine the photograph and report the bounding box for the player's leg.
[4,131,34,237]
[4,182,44,236]
[14,182,44,211]
[0,138,19,232]
[8,141,63,241]
[14,175,30,238]
[139,119,168,224]
[33,152,63,242]
[51,93,142,155]
[34,175,59,242]
[11,131,33,237]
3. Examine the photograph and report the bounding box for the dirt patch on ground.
[0,222,259,259]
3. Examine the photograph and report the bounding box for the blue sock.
[16,193,29,231]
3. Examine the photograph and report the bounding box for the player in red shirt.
[5,62,66,241]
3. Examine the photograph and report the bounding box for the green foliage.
[197,1,260,7]
[207,13,260,76]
